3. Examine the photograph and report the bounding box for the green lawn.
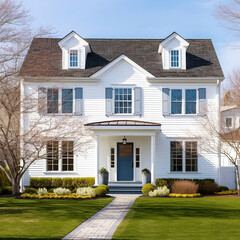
[0,197,112,240]
[113,197,240,240]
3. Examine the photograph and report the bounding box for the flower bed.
[169,193,201,198]
[21,193,93,199]
[216,190,238,195]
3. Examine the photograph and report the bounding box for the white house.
[19,31,225,189]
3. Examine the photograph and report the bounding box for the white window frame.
[170,140,198,173]
[69,49,80,69]
[113,87,134,115]
[45,139,75,173]
[225,116,233,129]
[170,49,181,69]
[170,88,199,116]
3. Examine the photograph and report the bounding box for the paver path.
[62,194,139,240]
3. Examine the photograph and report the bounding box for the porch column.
[151,135,156,184]
[96,135,99,186]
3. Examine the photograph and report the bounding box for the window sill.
[168,172,200,174]
[44,171,78,174]
[45,113,83,117]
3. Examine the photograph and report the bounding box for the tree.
[196,109,240,195]
[0,0,93,195]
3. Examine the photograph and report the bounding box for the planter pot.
[142,173,151,186]
[99,172,109,185]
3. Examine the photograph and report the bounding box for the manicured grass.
[113,197,240,240]
[0,197,112,240]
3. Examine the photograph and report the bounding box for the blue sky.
[22,0,240,80]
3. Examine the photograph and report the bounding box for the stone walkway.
[62,194,139,240]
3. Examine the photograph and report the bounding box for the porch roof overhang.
[85,120,161,131]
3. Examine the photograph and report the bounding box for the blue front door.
[117,143,133,181]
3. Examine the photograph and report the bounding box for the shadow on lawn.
[131,200,240,220]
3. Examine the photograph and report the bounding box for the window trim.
[45,140,75,173]
[69,49,80,69]
[170,49,180,69]
[185,89,197,115]
[170,88,199,116]
[113,87,134,115]
[170,140,198,173]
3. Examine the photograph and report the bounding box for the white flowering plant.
[76,187,95,197]
[53,187,71,196]
[148,186,170,197]
[37,188,48,196]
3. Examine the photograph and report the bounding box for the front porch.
[85,120,161,186]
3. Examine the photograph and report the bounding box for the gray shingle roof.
[19,37,224,78]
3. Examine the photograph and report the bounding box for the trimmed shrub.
[29,177,95,189]
[23,188,37,194]
[0,186,12,195]
[30,178,52,189]
[198,181,219,194]
[52,178,63,188]
[149,186,170,197]
[62,178,73,189]
[219,186,229,192]
[77,187,95,197]
[48,188,55,193]
[71,188,77,194]
[0,169,11,189]
[142,183,155,196]
[94,186,107,197]
[98,184,109,193]
[37,188,48,196]
[73,177,95,188]
[172,180,198,194]
[155,179,167,187]
[54,187,71,196]
[155,178,216,190]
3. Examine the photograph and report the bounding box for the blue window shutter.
[38,87,47,115]
[134,87,142,116]
[198,88,206,115]
[105,88,113,116]
[162,88,170,116]
[75,88,83,115]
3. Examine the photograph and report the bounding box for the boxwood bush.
[142,183,155,196]
[23,188,38,194]
[30,177,95,189]
[94,185,108,197]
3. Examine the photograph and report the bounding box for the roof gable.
[91,54,154,78]
[58,31,89,48]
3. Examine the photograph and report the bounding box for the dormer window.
[158,32,189,70]
[69,50,79,68]
[58,31,91,70]
[170,50,179,68]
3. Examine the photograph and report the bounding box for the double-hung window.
[47,89,58,114]
[171,50,179,68]
[62,89,73,113]
[186,90,196,114]
[170,141,198,172]
[114,88,132,114]
[69,50,78,68]
[46,140,74,172]
[171,89,182,114]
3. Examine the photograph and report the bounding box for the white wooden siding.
[22,58,221,186]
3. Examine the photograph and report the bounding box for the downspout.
[217,79,221,186]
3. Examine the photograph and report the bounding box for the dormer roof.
[58,31,90,48]
[158,32,190,53]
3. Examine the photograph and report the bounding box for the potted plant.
[141,168,151,185]
[99,167,109,185]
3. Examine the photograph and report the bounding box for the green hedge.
[0,168,11,189]
[155,178,215,190]
[30,177,95,189]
